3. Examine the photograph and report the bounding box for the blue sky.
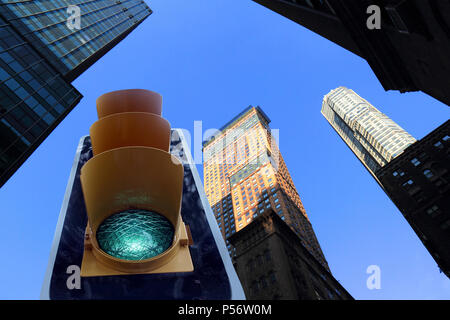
[0,1,449,299]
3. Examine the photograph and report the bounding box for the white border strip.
[40,136,87,300]
[174,129,246,300]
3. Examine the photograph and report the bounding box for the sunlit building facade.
[321,87,416,178]
[0,1,151,187]
[203,106,329,270]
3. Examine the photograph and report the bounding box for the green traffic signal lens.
[96,209,174,261]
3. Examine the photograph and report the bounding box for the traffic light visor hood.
[96,89,163,118]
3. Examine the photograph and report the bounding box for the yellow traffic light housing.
[80,89,193,277]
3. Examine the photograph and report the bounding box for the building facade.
[322,87,449,278]
[321,87,416,178]
[0,0,151,187]
[203,106,329,271]
[375,120,450,278]
[253,0,450,106]
[228,209,353,300]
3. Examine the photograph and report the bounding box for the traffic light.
[79,89,193,276]
[41,89,245,299]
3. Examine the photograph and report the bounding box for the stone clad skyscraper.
[322,87,449,279]
[202,106,355,299]
[321,87,416,179]
[0,1,152,187]
[203,106,329,271]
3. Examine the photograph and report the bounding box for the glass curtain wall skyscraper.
[0,1,152,187]
[203,106,330,271]
[321,87,416,179]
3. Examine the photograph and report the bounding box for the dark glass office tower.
[0,1,152,187]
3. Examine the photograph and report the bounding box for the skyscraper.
[228,209,353,300]
[253,0,450,106]
[375,120,450,278]
[322,87,449,278]
[321,87,416,179]
[203,106,329,270]
[0,1,152,187]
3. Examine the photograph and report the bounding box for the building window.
[411,158,421,166]
[392,169,405,177]
[257,255,264,265]
[246,259,254,272]
[441,219,450,230]
[251,281,259,295]
[402,179,414,187]
[327,289,335,299]
[434,141,444,149]
[268,271,276,283]
[260,276,268,289]
[314,289,323,300]
[435,179,444,188]
[426,205,440,217]
[423,169,434,179]
[264,249,271,262]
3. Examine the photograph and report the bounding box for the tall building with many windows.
[375,120,450,278]
[322,87,449,278]
[203,106,329,270]
[0,0,152,187]
[321,87,416,179]
[228,209,353,300]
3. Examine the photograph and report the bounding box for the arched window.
[423,169,434,179]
